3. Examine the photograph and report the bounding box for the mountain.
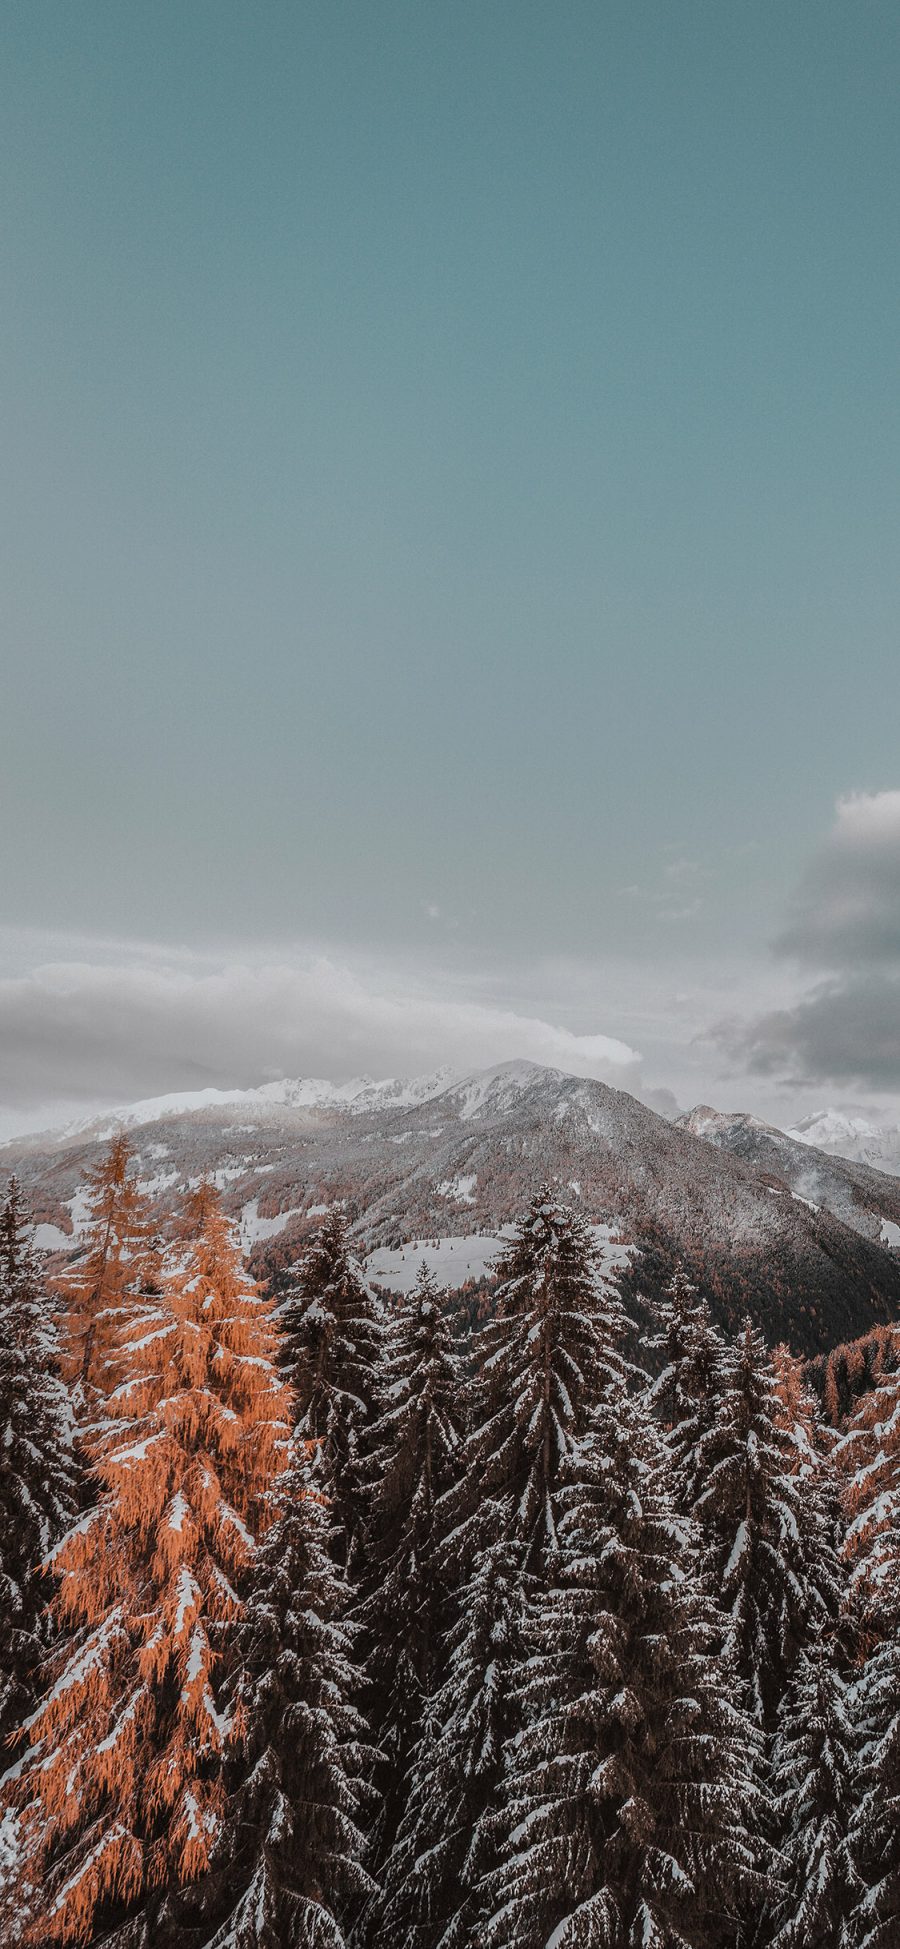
[679,1105,900,1250]
[787,1108,900,1175]
[4,1060,900,1355]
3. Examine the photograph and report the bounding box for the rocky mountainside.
[4,1061,900,1355]
[679,1105,900,1248]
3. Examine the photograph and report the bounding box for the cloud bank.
[0,943,642,1138]
[739,791,900,1091]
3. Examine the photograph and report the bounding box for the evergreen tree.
[374,1530,521,1949]
[9,1183,290,1946]
[374,1192,637,1949]
[454,1188,628,1574]
[279,1212,382,1570]
[764,1633,857,1949]
[691,1318,840,1728]
[846,1544,900,1949]
[483,1385,760,1949]
[646,1269,728,1508]
[359,1266,465,1881]
[146,1438,374,1949]
[0,1179,80,1745]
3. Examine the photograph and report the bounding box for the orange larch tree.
[11,1181,291,1947]
[58,1134,160,1413]
[839,1323,900,1645]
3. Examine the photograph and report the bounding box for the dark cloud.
[730,793,900,1092]
[776,791,900,968]
[739,974,900,1089]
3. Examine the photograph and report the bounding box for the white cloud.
[0,936,642,1139]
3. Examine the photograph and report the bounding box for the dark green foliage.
[279,1211,383,1569]
[0,1177,80,1746]
[482,1384,761,1949]
[360,1266,465,1869]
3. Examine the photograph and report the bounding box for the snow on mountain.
[787,1110,900,1174]
[679,1104,900,1248]
[8,1062,900,1354]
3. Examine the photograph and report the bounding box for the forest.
[0,1133,897,1949]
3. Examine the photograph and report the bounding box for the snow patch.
[437,1173,477,1205]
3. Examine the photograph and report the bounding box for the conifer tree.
[839,1330,900,1645]
[59,1134,159,1410]
[148,1437,374,1949]
[0,1178,80,1747]
[359,1266,465,1876]
[764,1633,857,1949]
[374,1529,521,1949]
[9,1183,290,1947]
[846,1535,900,1949]
[646,1268,728,1507]
[279,1211,382,1569]
[483,1385,760,1949]
[690,1318,840,1727]
[374,1192,635,1949]
[454,1188,628,1574]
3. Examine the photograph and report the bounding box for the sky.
[2,4,899,1137]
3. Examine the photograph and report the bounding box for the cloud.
[0,942,643,1137]
[739,974,900,1088]
[733,791,900,1092]
[776,790,900,968]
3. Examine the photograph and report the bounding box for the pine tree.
[483,1384,760,1949]
[374,1528,521,1949]
[374,1192,635,1949]
[146,1438,374,1949]
[690,1318,841,1728]
[359,1266,465,1881]
[279,1211,382,1570]
[646,1269,728,1508]
[764,1633,857,1949]
[9,1183,290,1947]
[846,1538,900,1949]
[455,1188,628,1574]
[58,1134,159,1411]
[0,1181,80,1745]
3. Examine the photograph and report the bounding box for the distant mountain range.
[5,1061,900,1356]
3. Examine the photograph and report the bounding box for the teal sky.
[2,4,899,1124]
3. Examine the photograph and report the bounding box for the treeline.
[0,1139,899,1948]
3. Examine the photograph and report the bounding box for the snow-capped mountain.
[786,1109,900,1175]
[679,1104,900,1250]
[6,1060,900,1355]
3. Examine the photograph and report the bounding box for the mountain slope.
[4,1061,900,1355]
[679,1106,900,1248]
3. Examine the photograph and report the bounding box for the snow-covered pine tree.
[0,1180,80,1745]
[279,1210,382,1570]
[373,1527,521,1949]
[846,1529,900,1949]
[690,1317,841,1729]
[482,1382,760,1949]
[358,1265,465,1884]
[373,1190,633,1949]
[142,1435,374,1949]
[763,1632,857,1949]
[645,1267,728,1507]
[8,1182,291,1947]
[58,1133,159,1412]
[457,1187,628,1574]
